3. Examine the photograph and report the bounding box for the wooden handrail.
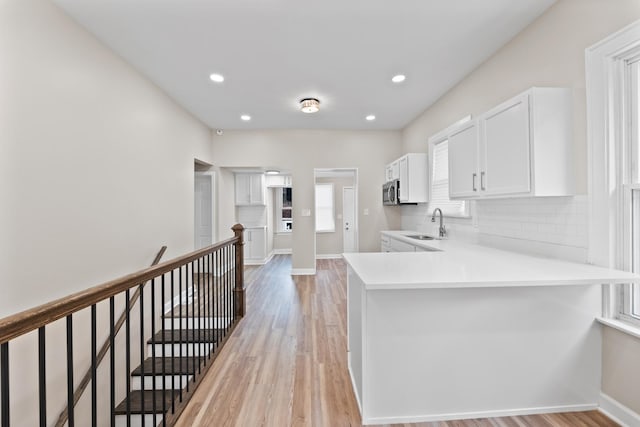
[53,246,167,427]
[0,234,240,345]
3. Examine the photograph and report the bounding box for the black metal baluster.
[226,246,230,333]
[66,315,75,427]
[229,245,232,332]
[207,253,212,360]
[233,244,237,324]
[170,269,176,413]
[110,297,115,427]
[217,248,221,347]
[1,342,9,427]
[162,273,168,426]
[139,285,145,423]
[190,261,195,387]
[38,327,46,427]
[151,277,157,427]
[217,249,228,342]
[227,245,232,324]
[197,257,202,375]
[178,266,184,401]
[231,245,236,323]
[125,290,131,427]
[91,304,97,427]
[223,247,226,336]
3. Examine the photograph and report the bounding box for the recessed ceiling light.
[265,170,280,175]
[300,98,320,114]
[391,74,406,83]
[209,73,224,83]
[366,115,376,121]
[240,114,251,121]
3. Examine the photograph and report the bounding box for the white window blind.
[430,140,467,217]
[315,184,335,232]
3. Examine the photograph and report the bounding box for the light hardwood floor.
[174,255,619,427]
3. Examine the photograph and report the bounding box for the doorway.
[313,168,358,258]
[194,164,215,249]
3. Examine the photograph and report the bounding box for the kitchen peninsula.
[344,233,640,425]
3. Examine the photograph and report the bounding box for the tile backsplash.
[475,196,588,248]
[401,195,589,262]
[236,205,267,227]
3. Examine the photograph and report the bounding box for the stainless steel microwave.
[382,180,400,205]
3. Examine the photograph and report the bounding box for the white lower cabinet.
[389,238,416,252]
[381,234,438,252]
[244,227,266,263]
[381,235,391,252]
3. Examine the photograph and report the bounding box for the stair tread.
[114,390,180,415]
[147,329,221,344]
[131,357,200,376]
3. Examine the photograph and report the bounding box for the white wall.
[0,0,213,424]
[212,130,402,272]
[400,0,640,416]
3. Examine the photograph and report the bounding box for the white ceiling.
[52,0,556,131]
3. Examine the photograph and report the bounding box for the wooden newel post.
[232,224,245,317]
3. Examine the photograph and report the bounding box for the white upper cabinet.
[265,174,292,187]
[480,93,531,196]
[397,153,429,203]
[448,87,574,200]
[235,173,266,205]
[385,160,400,182]
[448,120,479,198]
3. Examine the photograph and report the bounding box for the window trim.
[427,118,471,219]
[586,19,640,324]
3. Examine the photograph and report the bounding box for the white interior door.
[195,173,213,249]
[343,186,357,253]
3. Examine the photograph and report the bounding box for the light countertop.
[343,231,640,290]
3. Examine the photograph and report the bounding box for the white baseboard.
[363,404,598,425]
[316,253,343,259]
[599,393,640,427]
[291,268,316,275]
[273,248,292,254]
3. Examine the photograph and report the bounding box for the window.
[429,140,467,217]
[315,183,335,232]
[622,187,640,321]
[621,58,640,323]
[276,187,292,232]
[587,23,640,326]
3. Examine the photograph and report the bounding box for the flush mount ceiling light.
[366,115,376,121]
[391,74,406,83]
[240,114,251,121]
[300,98,320,114]
[265,170,280,175]
[209,73,224,83]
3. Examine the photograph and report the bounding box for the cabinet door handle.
[481,171,486,191]
[472,173,477,191]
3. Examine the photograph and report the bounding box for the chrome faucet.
[431,208,447,239]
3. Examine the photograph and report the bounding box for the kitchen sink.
[406,234,437,240]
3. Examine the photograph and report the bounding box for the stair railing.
[53,245,167,427]
[0,224,245,427]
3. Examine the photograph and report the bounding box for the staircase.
[113,287,232,427]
